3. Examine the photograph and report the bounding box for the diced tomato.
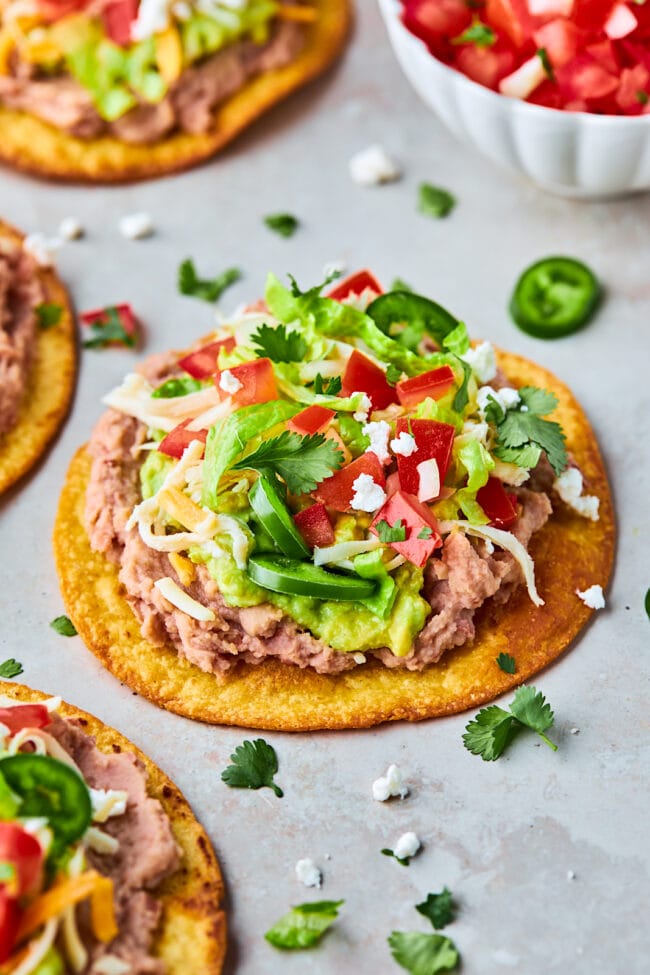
[486,0,536,48]
[476,477,518,528]
[293,504,335,548]
[341,350,397,412]
[102,0,138,45]
[455,43,517,89]
[80,303,138,344]
[0,824,44,897]
[314,454,386,512]
[214,358,278,408]
[158,419,208,459]
[327,270,383,302]
[244,299,269,313]
[572,0,617,31]
[394,418,455,496]
[533,18,579,67]
[616,64,650,111]
[557,55,619,101]
[395,365,455,409]
[402,0,472,51]
[585,39,620,74]
[36,0,89,22]
[0,891,20,964]
[178,338,236,379]
[370,491,442,567]
[0,705,50,735]
[287,405,335,436]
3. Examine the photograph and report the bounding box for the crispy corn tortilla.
[0,680,227,973]
[53,351,615,731]
[0,220,76,496]
[0,0,350,184]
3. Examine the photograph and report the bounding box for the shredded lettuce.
[454,440,494,525]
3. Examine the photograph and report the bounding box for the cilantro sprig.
[50,616,77,637]
[264,213,299,238]
[418,183,456,220]
[313,374,342,396]
[35,302,63,330]
[486,386,567,475]
[178,259,241,303]
[265,900,343,949]
[232,431,343,495]
[416,888,456,930]
[0,659,23,679]
[251,323,307,363]
[221,738,283,797]
[452,18,496,48]
[463,685,558,761]
[496,652,516,674]
[375,519,407,543]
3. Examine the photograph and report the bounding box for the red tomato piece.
[616,64,650,110]
[476,477,518,529]
[102,0,138,45]
[0,891,20,964]
[402,0,472,51]
[394,418,456,496]
[557,55,619,101]
[585,39,620,74]
[158,420,208,459]
[0,705,50,735]
[533,18,579,67]
[36,0,88,22]
[572,0,617,31]
[80,303,138,344]
[341,350,397,412]
[395,365,455,408]
[314,453,386,512]
[455,43,516,89]
[214,358,278,407]
[287,405,335,436]
[370,490,442,567]
[293,503,335,549]
[327,270,383,302]
[178,338,236,379]
[0,824,44,898]
[486,0,536,48]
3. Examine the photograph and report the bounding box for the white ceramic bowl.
[379,0,650,199]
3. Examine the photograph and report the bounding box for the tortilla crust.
[0,680,226,973]
[0,220,76,496]
[53,351,615,731]
[0,0,350,184]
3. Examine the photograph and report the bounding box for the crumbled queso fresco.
[350,473,387,513]
[576,584,605,610]
[295,858,322,888]
[372,764,409,802]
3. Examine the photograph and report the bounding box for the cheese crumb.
[23,232,61,267]
[576,584,605,610]
[372,764,408,802]
[353,652,366,665]
[219,370,243,394]
[90,788,128,823]
[349,144,401,186]
[570,727,580,735]
[119,212,154,240]
[352,392,372,422]
[363,420,391,463]
[567,869,576,880]
[58,217,83,241]
[461,341,497,383]
[393,831,421,860]
[477,385,520,418]
[553,467,600,521]
[295,858,322,888]
[390,431,417,457]
[350,473,386,513]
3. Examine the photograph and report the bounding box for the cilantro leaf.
[178,259,241,303]
[82,307,136,349]
[50,616,77,637]
[232,431,343,495]
[491,385,567,475]
[0,659,23,679]
[265,900,343,949]
[519,386,559,415]
[381,847,413,867]
[35,302,63,330]
[375,519,407,543]
[537,47,554,81]
[452,18,496,48]
[313,373,342,396]
[509,685,555,736]
[492,443,542,469]
[221,738,283,797]
[251,323,308,363]
[416,888,456,930]
[264,213,299,238]
[152,377,203,399]
[418,183,456,220]
[496,652,516,674]
[462,706,519,761]
[417,526,433,540]
[386,363,402,386]
[388,931,460,974]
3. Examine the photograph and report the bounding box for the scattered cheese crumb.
[349,144,401,186]
[372,764,408,802]
[295,858,322,888]
[570,727,580,735]
[461,341,497,383]
[393,831,421,860]
[58,217,83,241]
[350,473,386,513]
[390,431,417,457]
[119,212,154,240]
[567,869,576,880]
[576,584,605,610]
[352,392,372,422]
[553,467,600,521]
[219,370,243,395]
[23,232,61,267]
[363,420,391,463]
[477,385,520,419]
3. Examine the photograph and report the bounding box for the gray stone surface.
[0,3,649,972]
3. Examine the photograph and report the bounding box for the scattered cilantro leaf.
[152,377,203,399]
[386,363,402,386]
[35,302,63,330]
[416,888,456,930]
[537,47,555,81]
[381,847,412,867]
[463,684,558,760]
[417,526,433,540]
[645,588,650,620]
[251,323,308,363]
[264,213,299,238]
[452,18,496,48]
[221,738,283,797]
[509,685,555,738]
[388,931,460,974]
[375,519,407,543]
[496,652,516,674]
[178,259,241,303]
[232,431,343,495]
[418,183,456,220]
[265,900,343,950]
[82,307,135,349]
[491,386,567,475]
[391,277,413,293]
[637,90,649,105]
[0,659,23,679]
[313,373,342,396]
[50,616,77,637]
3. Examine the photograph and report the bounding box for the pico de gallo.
[402,0,650,115]
[91,267,600,672]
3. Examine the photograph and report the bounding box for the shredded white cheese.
[154,577,216,622]
[314,537,381,566]
[103,373,222,433]
[90,788,128,823]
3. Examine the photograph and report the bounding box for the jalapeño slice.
[249,475,310,560]
[367,292,459,352]
[509,256,601,338]
[247,555,376,601]
[0,754,92,849]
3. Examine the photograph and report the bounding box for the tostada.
[54,269,614,730]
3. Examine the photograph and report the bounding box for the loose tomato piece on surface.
[370,491,442,567]
[287,405,336,436]
[314,454,386,512]
[533,18,579,68]
[0,705,50,735]
[394,418,455,496]
[178,338,236,379]
[395,365,455,408]
[327,270,383,302]
[102,0,138,45]
[80,303,138,344]
[0,823,44,897]
[158,419,208,459]
[0,891,20,964]
[341,350,397,412]
[293,504,335,549]
[215,358,278,407]
[402,0,472,51]
[476,477,518,529]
